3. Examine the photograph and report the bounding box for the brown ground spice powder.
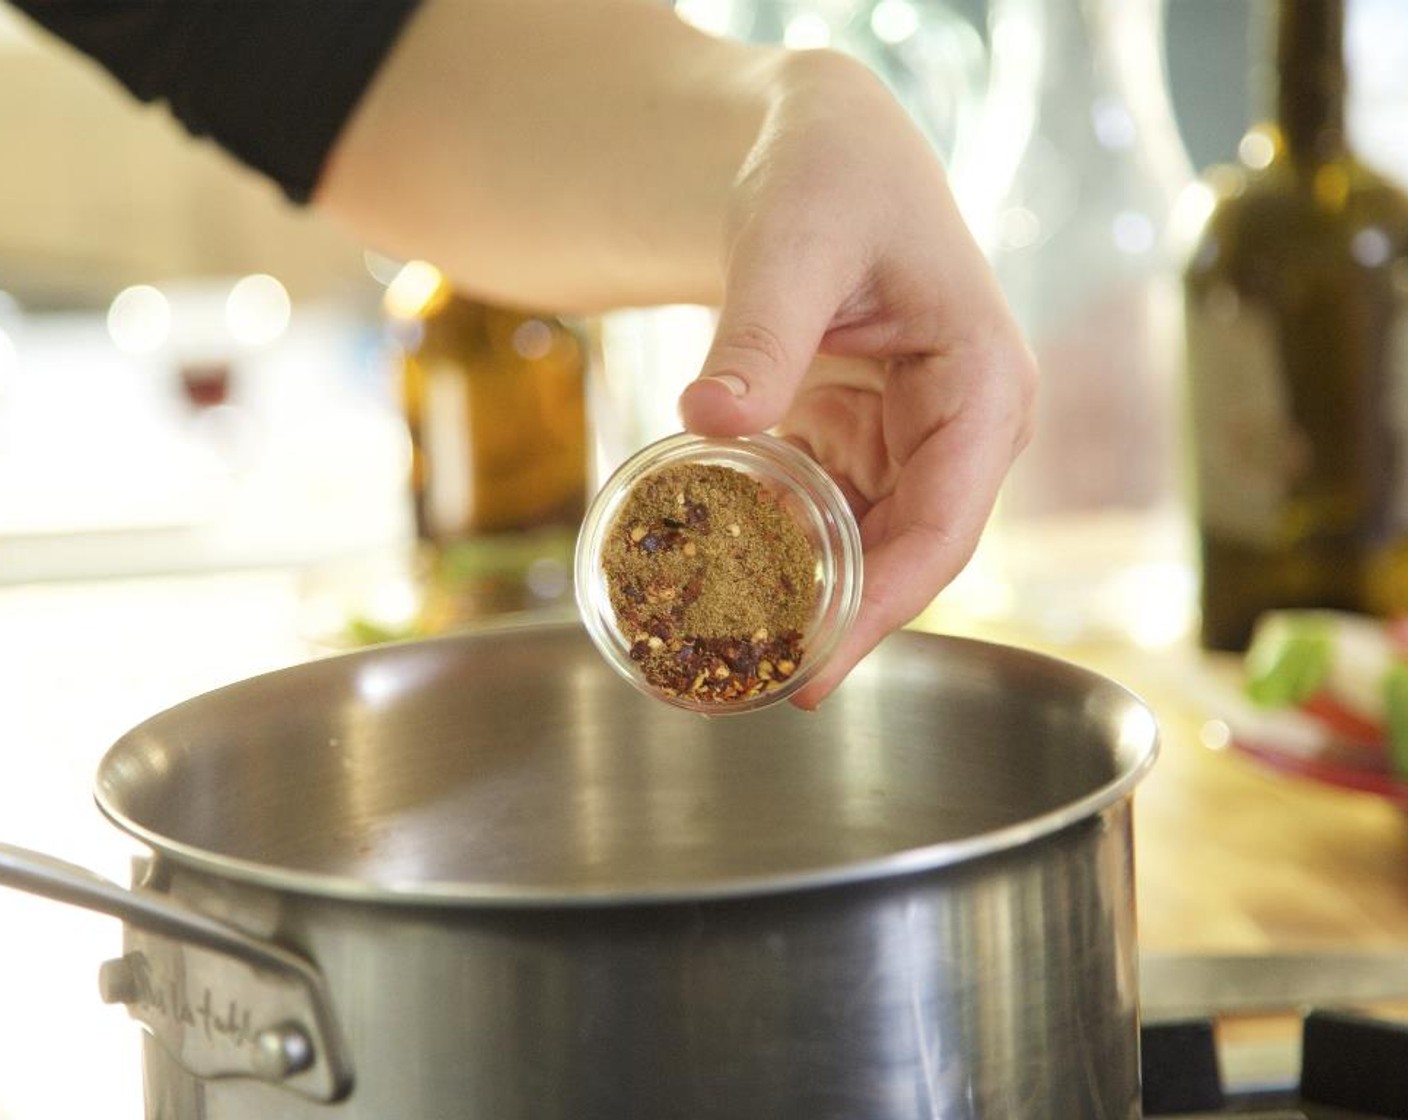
[602,462,819,703]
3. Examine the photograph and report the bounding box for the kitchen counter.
[1118,644,1408,955]
[2,567,1407,1118]
[921,607,1408,954]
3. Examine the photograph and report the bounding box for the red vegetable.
[1299,691,1386,749]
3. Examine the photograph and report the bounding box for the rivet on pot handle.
[0,842,353,1103]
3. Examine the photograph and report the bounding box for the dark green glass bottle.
[1184,0,1408,651]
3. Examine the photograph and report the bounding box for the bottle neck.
[1273,0,1347,164]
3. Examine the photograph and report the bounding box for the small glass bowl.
[575,432,863,714]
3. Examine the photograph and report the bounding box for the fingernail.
[699,373,747,397]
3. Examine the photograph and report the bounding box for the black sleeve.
[9,0,422,203]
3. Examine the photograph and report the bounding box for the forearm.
[317,0,793,312]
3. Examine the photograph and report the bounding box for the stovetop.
[1142,1009,1408,1118]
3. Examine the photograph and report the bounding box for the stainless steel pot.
[0,622,1158,1119]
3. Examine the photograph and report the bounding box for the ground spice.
[601,461,819,703]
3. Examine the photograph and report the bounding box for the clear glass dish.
[575,432,862,714]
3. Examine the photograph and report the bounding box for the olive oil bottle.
[1184,0,1408,651]
[386,262,589,625]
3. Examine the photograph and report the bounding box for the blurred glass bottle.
[678,0,988,188]
[957,0,1195,645]
[1183,0,1408,651]
[386,262,589,626]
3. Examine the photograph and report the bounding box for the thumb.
[678,248,830,437]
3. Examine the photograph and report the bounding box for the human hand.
[315,3,1031,700]
[678,50,1036,709]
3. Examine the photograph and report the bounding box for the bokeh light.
[225,274,291,347]
[107,285,172,356]
[870,0,920,45]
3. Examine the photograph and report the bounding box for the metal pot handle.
[0,841,353,1103]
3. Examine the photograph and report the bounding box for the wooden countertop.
[920,607,1408,954]
[1120,649,1408,954]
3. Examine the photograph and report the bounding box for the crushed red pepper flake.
[602,461,818,703]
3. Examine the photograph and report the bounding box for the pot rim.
[93,625,1160,910]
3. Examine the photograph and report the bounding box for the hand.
[678,51,1036,709]
[314,2,1034,703]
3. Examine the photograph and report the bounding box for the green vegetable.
[1245,616,1334,708]
[1383,662,1408,780]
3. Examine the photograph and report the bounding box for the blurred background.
[1,0,1403,629]
[0,3,1406,1116]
